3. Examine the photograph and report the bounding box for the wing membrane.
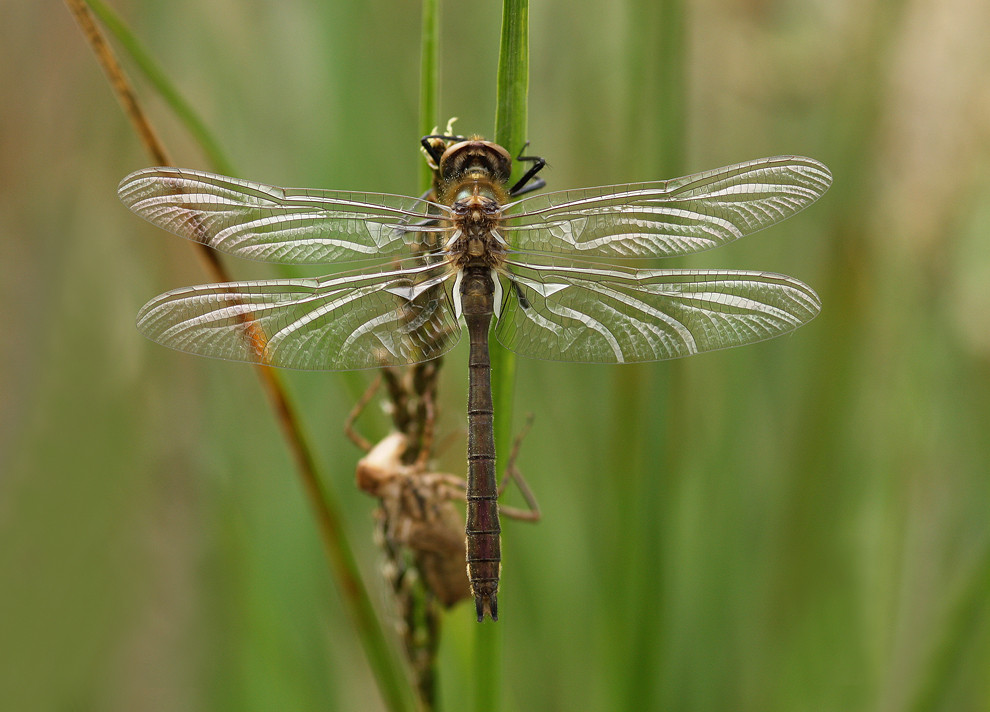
[137,260,460,370]
[501,156,831,259]
[496,259,820,363]
[119,167,449,265]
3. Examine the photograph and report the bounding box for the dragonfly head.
[439,139,512,186]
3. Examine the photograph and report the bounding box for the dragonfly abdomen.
[460,267,501,621]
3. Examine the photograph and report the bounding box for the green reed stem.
[494,0,529,170]
[419,0,440,194]
[492,0,529,511]
[412,2,442,709]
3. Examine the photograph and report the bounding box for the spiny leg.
[345,374,383,453]
[498,414,541,522]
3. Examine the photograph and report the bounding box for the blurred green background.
[3,1,990,710]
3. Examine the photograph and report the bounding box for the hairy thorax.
[444,180,508,270]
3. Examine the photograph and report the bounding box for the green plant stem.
[419,0,440,194]
[493,0,529,171]
[412,2,442,710]
[492,0,529,501]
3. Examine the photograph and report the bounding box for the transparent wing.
[501,156,831,258]
[495,259,820,363]
[137,260,460,370]
[119,167,450,265]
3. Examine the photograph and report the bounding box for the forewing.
[495,259,820,363]
[119,167,448,265]
[501,156,831,258]
[136,261,460,370]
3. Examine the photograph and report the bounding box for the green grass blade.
[492,0,529,492]
[84,0,236,176]
[419,0,440,193]
[85,0,306,282]
[494,0,529,173]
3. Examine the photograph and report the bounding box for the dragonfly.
[119,134,831,621]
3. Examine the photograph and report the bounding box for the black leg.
[509,141,547,196]
[420,136,445,166]
[420,133,466,166]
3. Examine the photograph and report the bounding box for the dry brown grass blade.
[63,2,416,710]
[63,0,227,285]
[64,0,170,165]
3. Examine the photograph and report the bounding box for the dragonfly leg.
[420,132,467,165]
[344,374,383,452]
[509,142,547,196]
[498,413,541,522]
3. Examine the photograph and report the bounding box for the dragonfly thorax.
[447,192,506,269]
